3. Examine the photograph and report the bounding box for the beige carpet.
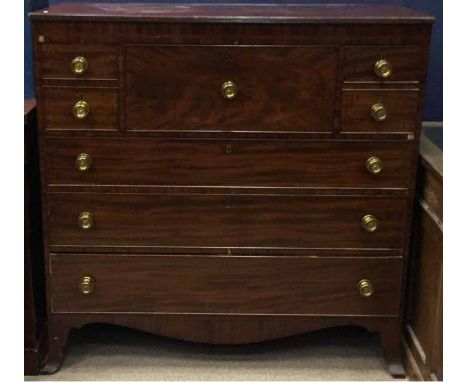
[26,324,403,381]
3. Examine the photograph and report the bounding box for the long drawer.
[47,138,413,188]
[51,254,402,316]
[49,193,407,250]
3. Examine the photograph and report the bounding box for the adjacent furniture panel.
[24,100,47,375]
[404,132,443,381]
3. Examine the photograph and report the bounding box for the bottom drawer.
[51,255,402,316]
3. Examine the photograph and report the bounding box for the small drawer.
[51,254,402,316]
[49,193,407,251]
[47,138,413,188]
[341,89,419,133]
[41,45,118,79]
[344,47,426,82]
[43,87,118,130]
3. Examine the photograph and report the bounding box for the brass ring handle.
[361,214,379,233]
[357,279,374,297]
[75,153,92,172]
[366,156,383,175]
[73,100,90,120]
[370,103,387,122]
[78,211,94,230]
[221,80,237,100]
[71,56,88,75]
[78,276,95,295]
[374,59,393,79]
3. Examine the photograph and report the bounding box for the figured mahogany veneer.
[341,89,420,133]
[46,138,413,188]
[41,45,118,80]
[344,47,426,82]
[43,87,118,131]
[49,193,407,251]
[51,255,402,316]
[30,3,434,377]
[125,46,337,132]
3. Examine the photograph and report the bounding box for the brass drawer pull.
[361,214,378,232]
[71,56,88,75]
[374,59,393,78]
[75,153,92,172]
[357,279,374,297]
[366,156,383,175]
[370,102,387,122]
[78,276,95,295]
[78,211,94,230]
[73,100,90,120]
[221,80,237,100]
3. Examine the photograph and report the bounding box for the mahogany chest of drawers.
[30,3,434,376]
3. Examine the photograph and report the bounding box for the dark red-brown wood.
[30,3,434,377]
[48,192,408,251]
[42,87,118,131]
[125,45,337,132]
[51,254,402,316]
[46,138,413,188]
[29,3,435,24]
[344,46,427,82]
[41,44,118,80]
[341,89,420,133]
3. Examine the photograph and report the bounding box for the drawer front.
[51,255,402,316]
[47,138,413,188]
[49,193,407,250]
[41,45,118,79]
[125,46,337,132]
[43,87,118,130]
[344,47,426,82]
[341,90,419,133]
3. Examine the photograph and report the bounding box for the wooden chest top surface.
[29,2,434,24]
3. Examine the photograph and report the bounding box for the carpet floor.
[26,324,403,381]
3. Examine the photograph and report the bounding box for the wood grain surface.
[43,87,118,131]
[341,89,420,133]
[125,46,337,132]
[51,254,402,316]
[48,192,407,251]
[46,138,413,188]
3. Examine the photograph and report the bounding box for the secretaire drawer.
[51,254,402,316]
[124,45,337,132]
[47,138,413,188]
[41,45,118,79]
[341,89,419,133]
[43,87,118,130]
[344,46,426,82]
[49,193,407,251]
